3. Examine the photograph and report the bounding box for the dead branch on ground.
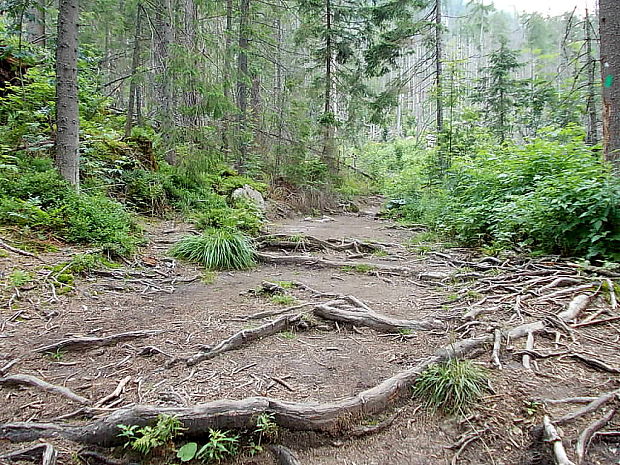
[33,330,164,353]
[0,374,89,404]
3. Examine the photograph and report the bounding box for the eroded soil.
[1,199,619,465]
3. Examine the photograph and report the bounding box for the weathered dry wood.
[539,397,598,405]
[268,445,302,465]
[492,329,502,369]
[348,408,402,438]
[313,302,443,332]
[543,415,576,465]
[575,409,616,464]
[0,443,57,465]
[256,234,383,254]
[573,315,620,328]
[0,358,19,376]
[558,294,594,322]
[186,314,304,366]
[0,374,89,405]
[256,253,412,274]
[95,376,131,407]
[0,335,491,446]
[523,332,534,370]
[570,354,620,374]
[33,330,164,353]
[556,389,620,425]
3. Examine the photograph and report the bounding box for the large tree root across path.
[0,295,588,448]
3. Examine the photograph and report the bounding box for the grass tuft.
[171,229,256,271]
[413,358,488,415]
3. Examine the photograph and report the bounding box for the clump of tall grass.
[170,229,256,270]
[413,358,488,415]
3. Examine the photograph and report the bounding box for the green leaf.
[176,442,198,462]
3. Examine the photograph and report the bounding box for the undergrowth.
[171,229,256,270]
[379,126,620,260]
[413,358,488,415]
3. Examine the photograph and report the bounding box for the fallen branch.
[0,443,57,465]
[570,354,620,374]
[268,445,302,465]
[575,409,616,464]
[186,314,305,366]
[33,330,164,353]
[0,374,89,405]
[0,358,19,376]
[492,329,502,369]
[572,315,620,328]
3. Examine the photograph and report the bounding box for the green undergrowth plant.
[118,414,184,455]
[171,229,256,270]
[384,126,620,260]
[270,294,297,306]
[413,358,488,415]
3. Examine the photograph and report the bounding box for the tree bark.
[124,4,142,138]
[585,9,598,146]
[236,0,251,173]
[322,0,337,174]
[599,0,620,171]
[25,0,46,45]
[55,0,80,187]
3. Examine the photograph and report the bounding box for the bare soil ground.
[1,198,619,465]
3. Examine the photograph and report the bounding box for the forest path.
[1,199,619,465]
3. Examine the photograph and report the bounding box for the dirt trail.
[1,199,619,465]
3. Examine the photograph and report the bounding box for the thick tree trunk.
[124,5,142,138]
[55,0,80,188]
[154,0,175,164]
[599,0,620,171]
[25,0,46,45]
[585,10,598,146]
[322,0,337,174]
[236,0,251,173]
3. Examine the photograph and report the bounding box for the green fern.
[170,229,256,270]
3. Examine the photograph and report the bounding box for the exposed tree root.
[185,314,306,366]
[314,300,443,332]
[542,416,575,465]
[268,445,302,465]
[256,234,385,255]
[0,335,490,446]
[77,450,126,465]
[33,330,164,353]
[256,253,412,274]
[0,238,42,260]
[555,389,620,426]
[0,374,89,405]
[575,409,616,464]
[0,443,57,465]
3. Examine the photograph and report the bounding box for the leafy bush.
[171,229,256,270]
[386,127,620,260]
[0,157,141,255]
[413,359,488,415]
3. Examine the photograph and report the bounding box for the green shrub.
[386,127,620,260]
[413,359,488,415]
[170,229,256,270]
[0,159,141,255]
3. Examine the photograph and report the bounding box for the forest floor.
[0,197,619,465]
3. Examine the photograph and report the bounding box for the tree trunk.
[236,0,251,173]
[322,0,337,174]
[435,0,443,136]
[599,0,620,171]
[124,4,142,138]
[25,0,46,45]
[585,9,598,146]
[154,0,175,164]
[55,0,80,188]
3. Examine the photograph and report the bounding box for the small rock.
[231,185,265,211]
